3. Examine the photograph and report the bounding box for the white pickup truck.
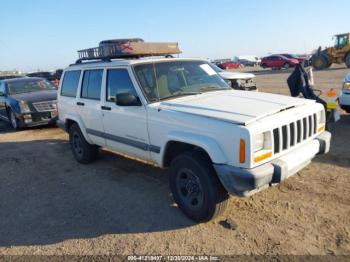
[57,57,331,222]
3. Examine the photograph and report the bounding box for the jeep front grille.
[33,100,57,112]
[273,113,317,154]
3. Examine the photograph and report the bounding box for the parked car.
[0,77,58,129]
[26,70,62,88]
[238,59,258,67]
[260,55,299,69]
[236,55,261,66]
[339,73,350,113]
[26,71,54,80]
[58,51,330,222]
[218,61,242,69]
[0,75,23,80]
[280,54,306,66]
[210,63,257,91]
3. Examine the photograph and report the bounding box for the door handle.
[76,102,85,106]
[101,106,111,111]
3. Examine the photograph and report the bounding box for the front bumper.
[17,111,58,128]
[230,79,257,91]
[339,90,350,107]
[214,131,331,197]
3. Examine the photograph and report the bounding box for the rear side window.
[81,69,103,100]
[61,70,81,97]
[106,69,137,102]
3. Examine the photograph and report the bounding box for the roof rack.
[76,38,181,64]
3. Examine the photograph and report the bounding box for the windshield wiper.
[159,91,201,101]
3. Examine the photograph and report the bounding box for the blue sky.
[0,0,349,71]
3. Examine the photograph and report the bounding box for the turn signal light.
[254,151,272,163]
[318,124,325,133]
[239,139,245,164]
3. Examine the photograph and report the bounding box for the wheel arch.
[162,131,227,167]
[62,115,93,144]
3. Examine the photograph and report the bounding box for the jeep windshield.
[7,78,55,95]
[133,61,229,102]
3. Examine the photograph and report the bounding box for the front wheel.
[312,55,329,70]
[169,150,229,222]
[69,123,98,164]
[8,109,20,130]
[345,53,350,68]
[283,63,290,69]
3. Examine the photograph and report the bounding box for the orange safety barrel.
[326,88,337,109]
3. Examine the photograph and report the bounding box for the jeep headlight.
[253,133,265,152]
[19,101,31,113]
[253,132,272,163]
[253,132,272,152]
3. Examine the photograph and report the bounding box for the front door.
[101,68,151,161]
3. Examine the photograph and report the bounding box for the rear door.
[76,69,105,146]
[277,57,285,67]
[101,67,151,160]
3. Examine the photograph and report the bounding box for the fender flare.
[164,130,227,165]
[62,114,93,144]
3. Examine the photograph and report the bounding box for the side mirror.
[116,92,142,106]
[0,91,5,97]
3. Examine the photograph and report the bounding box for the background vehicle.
[339,73,350,113]
[311,33,350,70]
[260,55,299,69]
[0,77,57,129]
[218,60,242,69]
[237,59,258,67]
[210,63,257,91]
[236,55,260,66]
[280,54,306,65]
[26,70,63,88]
[0,75,23,80]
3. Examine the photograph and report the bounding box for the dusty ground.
[0,66,349,256]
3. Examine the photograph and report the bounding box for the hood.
[159,90,314,125]
[219,71,255,80]
[10,90,57,103]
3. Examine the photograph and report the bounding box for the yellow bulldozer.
[311,33,350,70]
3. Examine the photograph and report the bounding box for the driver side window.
[106,69,137,102]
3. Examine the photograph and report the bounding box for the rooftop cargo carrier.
[77,38,181,63]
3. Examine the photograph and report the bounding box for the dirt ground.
[0,65,349,256]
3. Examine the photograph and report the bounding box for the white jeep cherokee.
[57,57,331,222]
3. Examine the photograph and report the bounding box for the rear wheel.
[345,53,350,68]
[312,54,329,70]
[69,123,98,164]
[169,150,229,222]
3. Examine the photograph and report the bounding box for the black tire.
[69,123,98,164]
[169,150,229,222]
[8,109,21,130]
[312,54,329,70]
[340,105,350,113]
[345,53,350,68]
